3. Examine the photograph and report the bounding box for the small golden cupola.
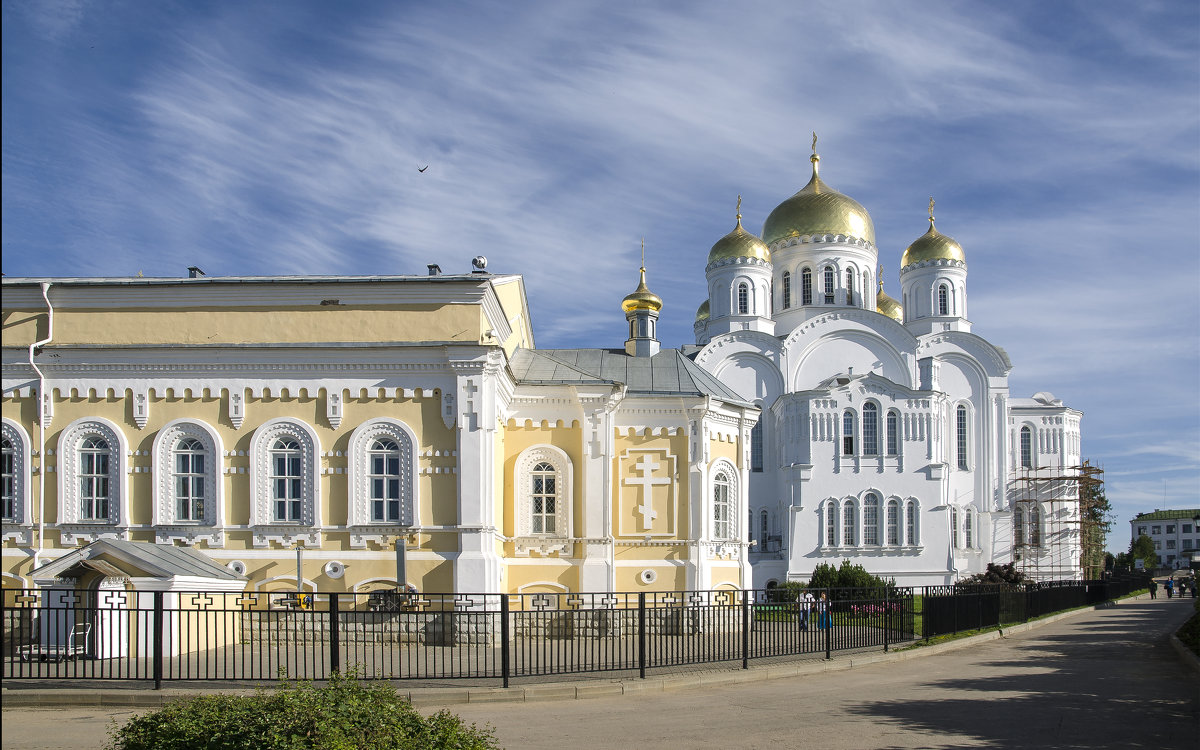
[694,299,710,324]
[761,133,875,248]
[707,196,770,267]
[623,240,662,357]
[875,273,903,322]
[900,198,966,269]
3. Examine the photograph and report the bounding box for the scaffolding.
[1012,461,1105,581]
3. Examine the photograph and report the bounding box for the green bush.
[809,560,895,595]
[106,671,498,750]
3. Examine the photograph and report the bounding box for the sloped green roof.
[1131,509,1200,522]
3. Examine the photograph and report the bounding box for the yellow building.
[1,262,758,597]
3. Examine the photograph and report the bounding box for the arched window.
[862,403,879,456]
[57,418,127,538]
[750,420,764,472]
[824,266,835,304]
[950,507,960,549]
[516,446,572,544]
[713,472,731,540]
[886,499,900,545]
[153,419,223,538]
[0,419,30,529]
[173,438,206,522]
[906,500,919,545]
[842,410,855,456]
[271,438,303,522]
[348,419,416,533]
[737,283,750,315]
[368,438,403,523]
[846,268,855,305]
[863,270,870,302]
[1030,505,1042,546]
[965,508,974,549]
[886,410,900,456]
[956,405,969,470]
[760,510,769,550]
[938,284,949,315]
[250,419,320,541]
[864,493,880,546]
[531,461,557,534]
[0,437,13,522]
[801,268,813,305]
[1020,426,1033,468]
[1014,507,1026,548]
[79,437,112,521]
[842,501,857,546]
[826,501,837,546]
[781,272,791,309]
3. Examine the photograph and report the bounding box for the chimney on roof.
[188,266,206,278]
[427,264,442,276]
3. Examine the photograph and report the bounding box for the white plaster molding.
[1,418,32,534]
[326,390,343,429]
[228,389,245,430]
[248,418,321,548]
[151,418,225,546]
[514,445,573,554]
[132,389,149,429]
[346,418,417,547]
[55,416,128,542]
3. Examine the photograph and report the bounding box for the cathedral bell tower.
[622,242,663,357]
[899,198,971,334]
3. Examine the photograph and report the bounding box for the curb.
[1168,634,1200,675]
[0,595,1145,709]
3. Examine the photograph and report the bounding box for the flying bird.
[418,165,429,173]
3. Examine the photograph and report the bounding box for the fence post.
[824,591,832,660]
[328,593,340,676]
[883,588,890,653]
[500,595,510,689]
[638,592,646,680]
[152,591,163,690]
[741,589,750,670]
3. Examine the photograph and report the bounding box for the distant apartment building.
[1130,509,1200,570]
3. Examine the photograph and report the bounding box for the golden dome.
[695,299,710,323]
[875,280,902,322]
[762,153,875,247]
[708,197,770,265]
[900,220,965,268]
[622,267,663,313]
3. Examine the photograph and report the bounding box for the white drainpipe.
[29,282,53,571]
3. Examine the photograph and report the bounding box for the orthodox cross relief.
[625,454,670,530]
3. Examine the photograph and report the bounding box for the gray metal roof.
[33,539,244,581]
[509,348,753,406]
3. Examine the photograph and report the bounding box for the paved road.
[3,596,1197,749]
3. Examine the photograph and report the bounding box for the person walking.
[816,592,830,630]
[799,589,814,630]
[1149,579,1158,599]
[1166,577,1174,599]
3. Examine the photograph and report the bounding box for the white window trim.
[347,418,417,548]
[708,458,740,543]
[152,418,225,546]
[1,418,33,544]
[56,416,129,544]
[842,498,858,547]
[861,401,881,456]
[515,444,572,555]
[249,418,321,548]
[905,498,921,547]
[1018,423,1037,469]
[954,402,974,471]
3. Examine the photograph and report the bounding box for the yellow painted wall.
[501,420,584,539]
[611,432,690,540]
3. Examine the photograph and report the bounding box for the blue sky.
[4,0,1198,552]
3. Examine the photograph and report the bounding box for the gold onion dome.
[622,266,663,313]
[695,299,710,323]
[876,279,902,322]
[761,141,875,247]
[708,196,770,265]
[901,199,965,267]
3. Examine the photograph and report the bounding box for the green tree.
[958,562,1026,586]
[1130,534,1159,570]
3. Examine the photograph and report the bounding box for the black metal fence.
[916,574,1150,639]
[1,578,1141,688]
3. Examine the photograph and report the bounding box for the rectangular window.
[842,504,855,546]
[845,268,855,305]
[1,446,14,521]
[1167,525,1175,534]
[824,267,835,305]
[827,506,837,547]
[956,407,968,470]
[1138,526,1146,535]
[750,422,763,472]
[782,273,791,309]
[1185,524,1193,534]
[864,501,879,545]
[801,270,812,305]
[886,502,899,545]
[712,483,729,540]
[965,512,974,548]
[862,406,878,456]
[886,412,899,456]
[906,503,917,545]
[1155,540,1162,550]
[1167,539,1176,549]
[842,411,854,456]
[1152,526,1161,535]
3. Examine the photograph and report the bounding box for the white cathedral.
[688,143,1083,586]
[1,140,1084,596]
